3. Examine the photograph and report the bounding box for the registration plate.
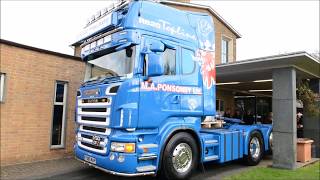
[84,155,96,164]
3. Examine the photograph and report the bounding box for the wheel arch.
[157,127,202,173]
[244,129,264,155]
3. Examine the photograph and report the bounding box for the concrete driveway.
[1,156,272,180]
[41,157,272,180]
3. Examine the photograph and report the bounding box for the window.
[51,81,68,148]
[161,48,176,75]
[0,73,6,103]
[221,39,229,64]
[182,48,196,74]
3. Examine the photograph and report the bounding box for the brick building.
[0,40,85,166]
[1,1,318,168]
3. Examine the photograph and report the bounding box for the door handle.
[171,95,180,104]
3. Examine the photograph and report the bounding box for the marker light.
[111,142,135,153]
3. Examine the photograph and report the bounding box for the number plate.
[84,155,96,164]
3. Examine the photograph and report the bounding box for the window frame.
[181,47,196,75]
[0,73,6,103]
[216,99,225,115]
[50,81,68,149]
[221,38,229,64]
[221,35,233,64]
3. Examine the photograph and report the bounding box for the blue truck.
[73,0,273,179]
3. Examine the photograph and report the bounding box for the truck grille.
[80,125,111,135]
[77,98,111,126]
[77,132,108,154]
[77,97,112,154]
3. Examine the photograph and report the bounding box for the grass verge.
[224,161,320,180]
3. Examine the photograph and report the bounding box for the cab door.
[138,37,181,128]
[180,47,204,116]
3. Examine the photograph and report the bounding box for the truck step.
[204,155,219,161]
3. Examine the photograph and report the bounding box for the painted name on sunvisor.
[138,17,196,41]
[141,82,202,94]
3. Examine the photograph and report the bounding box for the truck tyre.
[161,132,198,179]
[244,131,264,166]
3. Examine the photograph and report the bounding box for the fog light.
[118,155,125,163]
[109,153,115,161]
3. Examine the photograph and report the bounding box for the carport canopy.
[216,51,320,169]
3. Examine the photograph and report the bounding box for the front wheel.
[244,131,264,166]
[161,132,198,179]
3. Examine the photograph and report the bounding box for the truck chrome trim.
[78,108,110,116]
[79,135,108,146]
[77,132,108,154]
[138,144,158,149]
[76,157,156,177]
[138,153,157,160]
[136,165,157,172]
[204,155,219,161]
[78,100,112,107]
[78,117,110,126]
[79,125,111,135]
[80,27,123,47]
[78,140,107,154]
[204,140,218,144]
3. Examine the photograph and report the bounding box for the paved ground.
[1,156,272,180]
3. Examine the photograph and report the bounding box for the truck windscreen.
[87,46,135,81]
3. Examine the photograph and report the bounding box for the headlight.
[110,142,135,153]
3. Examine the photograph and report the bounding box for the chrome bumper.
[75,157,156,177]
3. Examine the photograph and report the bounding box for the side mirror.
[146,53,164,77]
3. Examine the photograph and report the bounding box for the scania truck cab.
[74,0,273,179]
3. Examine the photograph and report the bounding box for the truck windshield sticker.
[138,17,196,41]
[140,82,202,94]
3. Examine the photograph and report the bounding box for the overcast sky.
[1,0,319,60]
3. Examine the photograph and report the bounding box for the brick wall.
[0,43,85,166]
